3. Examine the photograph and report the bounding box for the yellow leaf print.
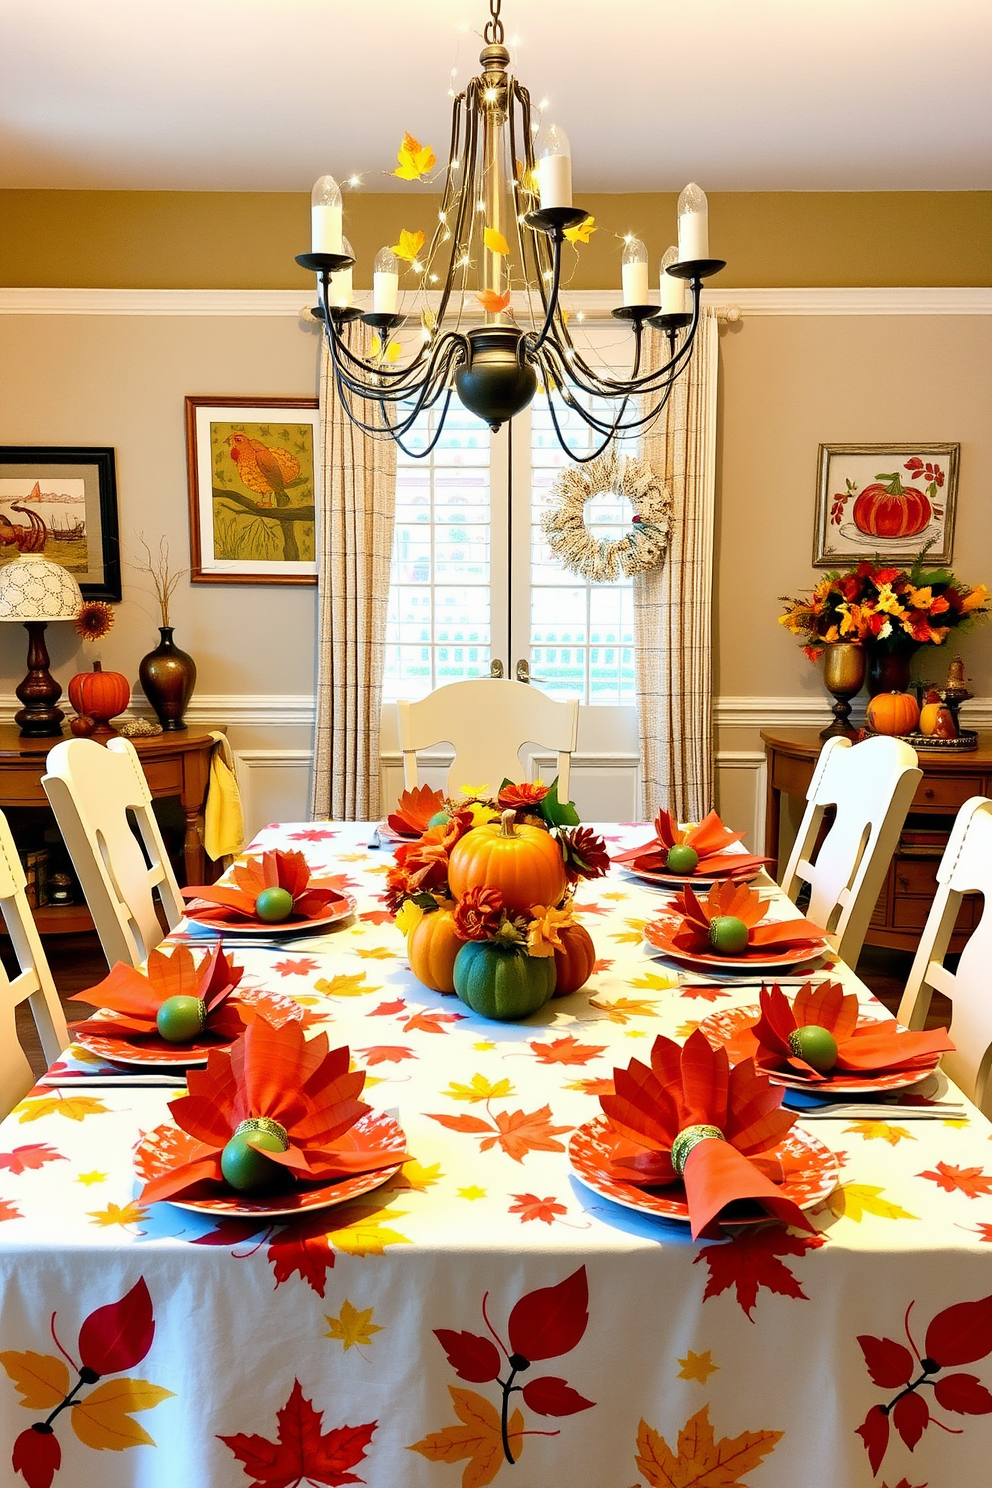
[610,918,648,944]
[588,995,659,1024]
[564,215,596,244]
[15,1095,108,1124]
[325,1299,382,1351]
[70,1377,175,1451]
[394,1159,443,1191]
[313,973,378,998]
[677,1349,719,1384]
[458,1186,487,1201]
[355,946,397,960]
[629,970,679,991]
[393,132,436,181]
[443,1073,515,1103]
[483,227,510,256]
[87,1202,148,1229]
[390,227,425,263]
[326,1204,411,1258]
[823,1183,919,1222]
[843,1120,915,1146]
[0,1350,70,1410]
[76,1171,107,1187]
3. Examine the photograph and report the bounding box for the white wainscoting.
[230,749,313,839]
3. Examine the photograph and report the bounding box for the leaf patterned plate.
[134,1110,405,1217]
[183,892,356,937]
[73,985,304,1068]
[620,864,762,891]
[643,915,828,973]
[699,1003,941,1093]
[569,1116,838,1225]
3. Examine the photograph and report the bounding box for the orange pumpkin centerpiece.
[67,662,131,739]
[447,808,567,915]
[551,920,596,997]
[867,690,920,737]
[407,901,462,994]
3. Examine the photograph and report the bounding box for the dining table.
[1,818,990,1488]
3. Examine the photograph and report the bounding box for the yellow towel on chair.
[204,731,245,865]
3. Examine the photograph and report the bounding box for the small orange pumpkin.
[407,903,462,994]
[551,921,596,997]
[919,689,943,737]
[447,808,567,915]
[867,690,920,737]
[68,662,131,736]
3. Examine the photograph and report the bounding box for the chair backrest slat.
[0,811,68,1119]
[42,737,184,968]
[779,735,922,966]
[897,796,992,1115]
[397,679,579,800]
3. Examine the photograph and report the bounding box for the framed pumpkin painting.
[185,396,320,585]
[813,443,959,567]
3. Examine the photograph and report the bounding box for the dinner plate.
[569,1116,838,1224]
[643,917,828,973]
[183,891,356,937]
[698,1003,941,1093]
[73,985,304,1067]
[134,1110,406,1217]
[377,822,418,843]
[620,864,762,891]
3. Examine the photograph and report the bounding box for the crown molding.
[2,286,990,317]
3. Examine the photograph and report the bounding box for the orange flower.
[526,903,574,958]
[497,780,550,810]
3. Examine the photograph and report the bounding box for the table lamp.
[0,553,84,738]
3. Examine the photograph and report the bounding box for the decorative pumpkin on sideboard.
[67,662,131,738]
[867,690,920,737]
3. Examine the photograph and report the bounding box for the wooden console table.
[0,723,224,935]
[761,728,992,953]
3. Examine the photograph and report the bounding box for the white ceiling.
[1,0,990,192]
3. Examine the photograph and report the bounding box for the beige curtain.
[635,308,719,821]
[311,331,398,820]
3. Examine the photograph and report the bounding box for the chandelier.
[296,0,725,462]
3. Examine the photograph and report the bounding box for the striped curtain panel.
[310,333,398,821]
[635,308,719,821]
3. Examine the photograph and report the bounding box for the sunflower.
[74,600,115,641]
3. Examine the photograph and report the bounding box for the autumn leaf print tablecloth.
[1,821,991,1488]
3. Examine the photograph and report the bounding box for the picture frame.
[813,443,959,567]
[0,445,122,601]
[185,396,320,585]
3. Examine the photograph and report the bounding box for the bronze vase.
[820,641,867,739]
[139,627,196,731]
[867,647,916,697]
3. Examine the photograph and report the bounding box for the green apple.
[708,915,749,955]
[220,1129,287,1193]
[788,1024,839,1073]
[155,995,206,1043]
[255,886,294,923]
[666,844,699,875]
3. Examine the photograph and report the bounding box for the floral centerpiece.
[384,778,608,1019]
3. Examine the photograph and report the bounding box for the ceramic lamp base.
[13,622,65,738]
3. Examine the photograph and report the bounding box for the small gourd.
[551,921,597,997]
[867,690,920,737]
[666,844,699,875]
[919,689,943,737]
[453,941,556,1021]
[447,808,567,915]
[255,886,294,923]
[67,662,131,736]
[407,902,462,993]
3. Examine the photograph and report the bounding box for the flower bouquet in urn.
[383,779,608,1018]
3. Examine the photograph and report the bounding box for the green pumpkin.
[453,941,556,1022]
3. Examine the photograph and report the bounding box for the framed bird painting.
[185,397,320,584]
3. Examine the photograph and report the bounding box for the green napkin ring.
[670,1124,725,1178]
[233,1116,289,1150]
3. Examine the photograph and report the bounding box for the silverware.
[39,1076,186,1088]
[367,827,382,850]
[794,1110,965,1122]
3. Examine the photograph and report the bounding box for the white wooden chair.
[897,796,992,1117]
[397,679,579,801]
[780,734,922,967]
[0,810,68,1120]
[42,737,184,969]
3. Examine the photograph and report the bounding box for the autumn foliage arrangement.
[779,551,989,661]
[385,779,607,1016]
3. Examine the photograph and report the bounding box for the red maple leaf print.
[925,1294,992,1367]
[509,1193,568,1225]
[271,956,320,978]
[191,1218,270,1248]
[433,1329,502,1383]
[858,1335,914,1388]
[402,1009,464,1034]
[427,1106,572,1162]
[77,1277,154,1374]
[360,909,394,925]
[971,1223,992,1242]
[219,1378,376,1487]
[520,1376,594,1416]
[528,1035,607,1066]
[570,901,609,916]
[695,1227,826,1320]
[508,1266,589,1361]
[369,998,406,1016]
[918,1162,992,1198]
[679,983,732,1002]
[592,959,613,973]
[0,1144,66,1174]
[268,1215,339,1297]
[565,1076,615,1097]
[288,828,338,842]
[356,1045,418,1066]
[0,1200,21,1222]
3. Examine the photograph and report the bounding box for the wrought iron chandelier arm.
[542,385,637,464]
[380,388,457,459]
[331,345,459,445]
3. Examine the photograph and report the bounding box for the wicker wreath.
[541,450,672,582]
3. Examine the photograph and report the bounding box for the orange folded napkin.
[599,1029,813,1240]
[387,784,446,838]
[612,808,773,878]
[668,881,828,956]
[182,849,351,925]
[743,981,954,1082]
[139,1017,408,1205]
[69,942,247,1044]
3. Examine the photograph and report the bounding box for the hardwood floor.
[13,933,952,1082]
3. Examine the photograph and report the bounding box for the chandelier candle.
[296,0,725,458]
[659,246,686,314]
[311,175,343,254]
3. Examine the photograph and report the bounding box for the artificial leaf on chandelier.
[370,336,402,363]
[390,228,425,263]
[476,289,512,314]
[483,227,510,256]
[564,215,596,244]
[393,132,436,181]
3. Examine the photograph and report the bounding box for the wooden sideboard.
[761,727,992,953]
[0,723,224,935]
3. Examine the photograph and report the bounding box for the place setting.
[642,878,832,976]
[178,846,357,946]
[611,808,774,890]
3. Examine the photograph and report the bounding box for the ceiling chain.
[484,0,504,45]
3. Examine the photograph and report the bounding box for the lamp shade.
[0,554,83,621]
